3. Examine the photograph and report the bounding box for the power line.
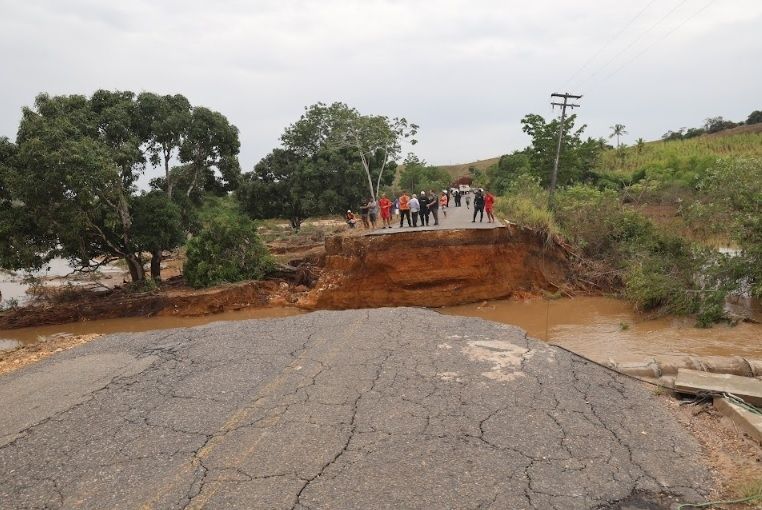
[592,0,716,88]
[564,0,659,88]
[575,0,690,90]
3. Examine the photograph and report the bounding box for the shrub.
[184,217,275,288]
[493,174,559,234]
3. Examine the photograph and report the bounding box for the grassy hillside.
[436,157,500,181]
[598,126,762,176]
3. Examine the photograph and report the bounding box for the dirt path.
[0,308,710,509]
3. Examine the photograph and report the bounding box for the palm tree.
[609,124,628,148]
[635,137,645,154]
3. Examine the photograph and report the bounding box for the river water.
[1,297,760,364]
[441,296,762,363]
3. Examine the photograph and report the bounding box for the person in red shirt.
[378,193,393,229]
[485,191,496,223]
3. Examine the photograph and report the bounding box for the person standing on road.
[454,190,461,207]
[409,193,420,227]
[484,191,495,223]
[398,191,412,227]
[465,192,471,209]
[359,199,370,229]
[378,193,392,229]
[440,191,448,218]
[472,190,485,222]
[367,197,378,229]
[418,191,430,226]
[427,190,440,226]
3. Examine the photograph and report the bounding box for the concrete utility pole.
[549,92,582,208]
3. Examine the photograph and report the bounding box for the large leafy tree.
[2,91,239,282]
[180,107,241,197]
[239,102,406,228]
[137,92,192,199]
[280,102,416,200]
[520,113,600,187]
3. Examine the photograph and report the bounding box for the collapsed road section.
[0,308,710,509]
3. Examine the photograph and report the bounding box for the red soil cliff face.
[299,225,570,309]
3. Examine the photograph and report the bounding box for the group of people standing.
[344,188,496,230]
[393,190,448,228]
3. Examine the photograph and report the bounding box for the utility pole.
[549,92,582,208]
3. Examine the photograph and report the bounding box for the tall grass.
[597,133,762,176]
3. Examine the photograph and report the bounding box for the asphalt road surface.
[0,308,710,509]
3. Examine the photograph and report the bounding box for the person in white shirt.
[409,195,420,227]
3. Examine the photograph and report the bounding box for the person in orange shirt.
[398,191,412,227]
[485,191,496,223]
[439,191,448,218]
[378,193,393,229]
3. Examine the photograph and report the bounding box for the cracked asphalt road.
[0,308,710,509]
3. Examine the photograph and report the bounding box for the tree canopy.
[1,90,240,281]
[238,102,411,228]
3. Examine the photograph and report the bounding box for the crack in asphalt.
[0,309,711,509]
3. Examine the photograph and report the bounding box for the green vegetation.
[397,154,451,194]
[486,109,762,325]
[0,90,240,282]
[238,102,416,229]
[183,216,274,288]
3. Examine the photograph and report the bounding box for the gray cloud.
[1,0,760,182]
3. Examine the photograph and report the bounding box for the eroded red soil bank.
[299,225,570,309]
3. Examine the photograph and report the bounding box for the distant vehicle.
[458,184,471,193]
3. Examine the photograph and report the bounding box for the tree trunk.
[125,254,145,282]
[150,249,162,280]
[164,147,173,200]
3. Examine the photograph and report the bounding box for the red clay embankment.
[299,224,570,309]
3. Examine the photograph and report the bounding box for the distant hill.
[435,157,501,180]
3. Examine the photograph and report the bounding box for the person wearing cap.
[418,191,430,226]
[472,189,485,222]
[345,210,357,228]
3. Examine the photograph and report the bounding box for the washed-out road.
[0,308,710,509]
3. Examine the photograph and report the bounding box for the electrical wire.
[563,0,659,88]
[587,0,716,91]
[574,0,691,91]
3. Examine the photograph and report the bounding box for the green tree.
[635,138,645,154]
[183,216,274,288]
[398,154,450,193]
[2,91,238,282]
[280,102,417,200]
[137,92,192,199]
[131,191,185,280]
[180,107,241,197]
[520,113,600,187]
[704,116,736,134]
[609,124,627,148]
[747,110,762,125]
[483,152,532,195]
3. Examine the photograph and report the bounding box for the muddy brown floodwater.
[0,307,304,347]
[441,296,762,363]
[2,297,760,365]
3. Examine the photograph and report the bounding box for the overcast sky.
[1,0,760,183]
